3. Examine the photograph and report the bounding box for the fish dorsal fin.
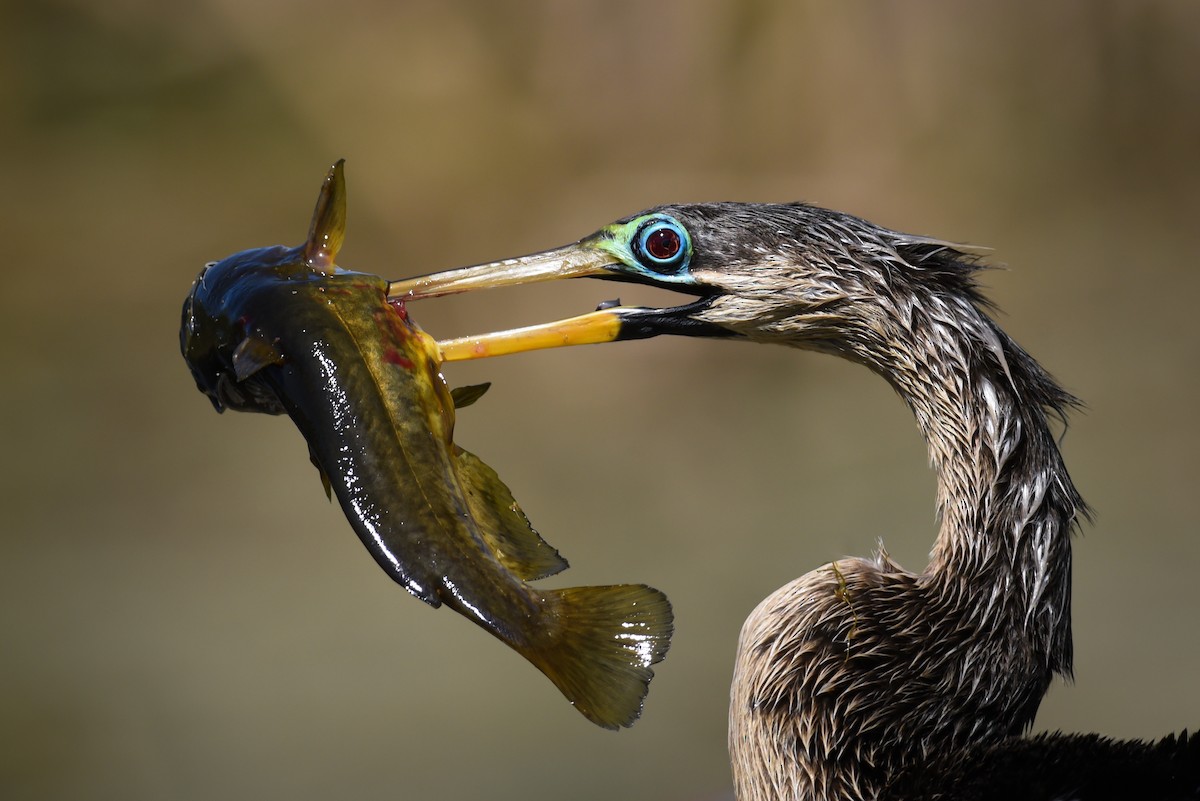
[454,446,569,580]
[303,159,347,274]
[232,335,284,381]
[450,382,491,409]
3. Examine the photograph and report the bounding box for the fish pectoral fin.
[454,447,569,580]
[450,382,491,409]
[232,335,284,382]
[307,447,333,501]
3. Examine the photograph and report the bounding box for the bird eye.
[645,227,680,261]
[633,218,689,274]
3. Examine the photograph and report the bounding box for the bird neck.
[863,294,1083,677]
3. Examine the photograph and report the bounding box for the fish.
[179,161,672,728]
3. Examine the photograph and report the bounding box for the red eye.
[635,218,689,274]
[645,227,680,261]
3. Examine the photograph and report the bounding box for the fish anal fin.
[232,335,284,381]
[455,447,568,580]
[525,584,673,729]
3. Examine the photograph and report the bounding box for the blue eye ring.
[632,217,690,274]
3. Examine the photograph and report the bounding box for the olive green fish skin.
[182,243,543,635]
[180,230,672,726]
[179,161,672,728]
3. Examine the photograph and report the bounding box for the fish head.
[180,246,296,414]
[181,160,349,414]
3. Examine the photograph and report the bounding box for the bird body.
[886,730,1200,800]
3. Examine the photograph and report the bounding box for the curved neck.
[861,291,1082,676]
[725,296,1087,801]
[722,223,1090,801]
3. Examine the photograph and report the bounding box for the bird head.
[389,202,985,363]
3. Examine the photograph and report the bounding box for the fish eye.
[632,217,690,274]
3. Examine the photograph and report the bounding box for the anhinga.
[389,203,1198,800]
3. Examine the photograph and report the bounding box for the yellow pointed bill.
[389,241,628,362]
[388,242,612,301]
[389,238,728,362]
[436,309,624,362]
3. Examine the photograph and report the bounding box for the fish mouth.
[386,242,733,362]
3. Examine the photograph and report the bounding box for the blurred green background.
[3,1,1198,799]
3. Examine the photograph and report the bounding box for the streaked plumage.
[679,205,1084,800]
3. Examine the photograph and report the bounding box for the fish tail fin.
[524,584,673,729]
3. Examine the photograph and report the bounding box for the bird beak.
[387,241,730,362]
[388,240,614,300]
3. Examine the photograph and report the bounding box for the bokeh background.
[3,1,1198,799]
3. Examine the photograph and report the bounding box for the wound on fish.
[383,348,415,369]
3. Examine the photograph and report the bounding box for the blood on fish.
[383,348,415,370]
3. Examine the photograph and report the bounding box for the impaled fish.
[179,161,672,728]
